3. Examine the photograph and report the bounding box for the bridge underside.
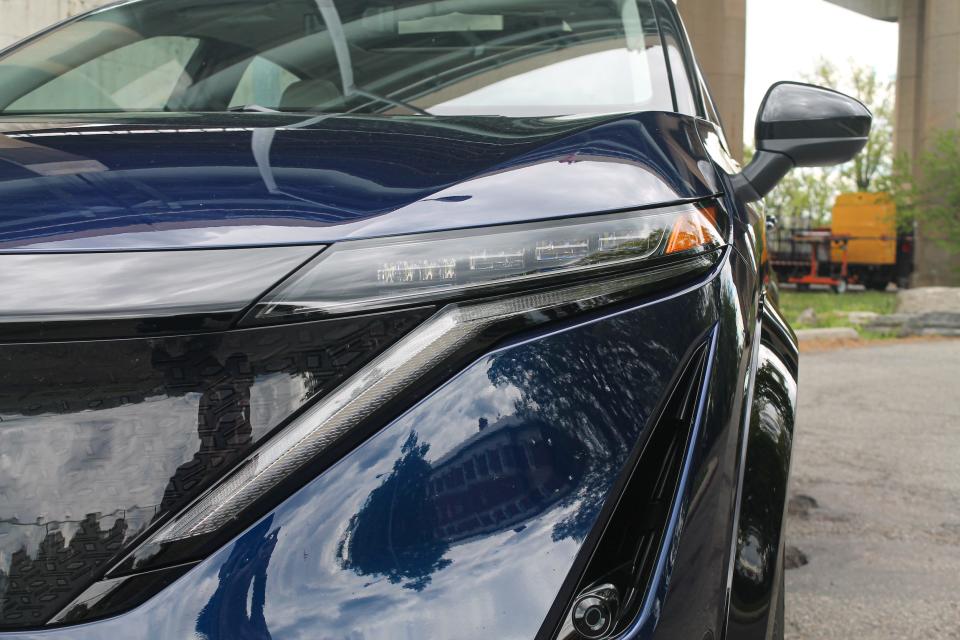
[824,0,901,21]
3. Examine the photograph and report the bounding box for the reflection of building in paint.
[0,134,107,176]
[428,416,580,545]
[0,514,128,627]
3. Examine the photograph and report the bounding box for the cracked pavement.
[785,340,960,639]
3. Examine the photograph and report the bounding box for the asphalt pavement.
[786,339,960,640]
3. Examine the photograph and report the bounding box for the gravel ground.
[786,339,960,640]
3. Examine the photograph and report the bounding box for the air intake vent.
[545,341,709,640]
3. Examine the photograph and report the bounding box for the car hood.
[0,112,721,252]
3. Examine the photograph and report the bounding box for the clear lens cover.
[247,204,723,321]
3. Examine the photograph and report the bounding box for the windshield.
[0,0,678,117]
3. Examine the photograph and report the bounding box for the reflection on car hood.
[0,112,720,252]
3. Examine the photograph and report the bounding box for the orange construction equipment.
[830,193,897,266]
[786,231,851,293]
[769,192,914,291]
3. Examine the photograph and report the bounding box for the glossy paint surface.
[726,338,797,640]
[0,112,719,252]
[0,274,721,639]
[0,246,319,339]
[0,310,429,628]
[755,82,871,168]
[547,139,792,640]
[757,82,872,139]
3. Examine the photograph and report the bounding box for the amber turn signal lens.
[665,206,723,255]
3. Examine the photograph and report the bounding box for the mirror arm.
[732,150,794,203]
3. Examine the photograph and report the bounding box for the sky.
[744,0,900,143]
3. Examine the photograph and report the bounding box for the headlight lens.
[244,203,724,323]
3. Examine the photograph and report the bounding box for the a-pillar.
[677,0,747,162]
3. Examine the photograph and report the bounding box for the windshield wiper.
[227,104,281,113]
[348,87,432,116]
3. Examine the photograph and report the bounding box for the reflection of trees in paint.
[337,418,582,591]
[337,433,451,592]
[485,325,672,544]
[196,515,279,640]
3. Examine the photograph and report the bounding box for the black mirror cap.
[733,82,873,202]
[756,81,872,167]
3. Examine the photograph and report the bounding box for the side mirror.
[734,82,872,202]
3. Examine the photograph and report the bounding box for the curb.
[796,327,860,342]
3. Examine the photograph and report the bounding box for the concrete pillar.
[896,0,960,285]
[895,0,924,161]
[677,0,747,162]
[0,0,113,50]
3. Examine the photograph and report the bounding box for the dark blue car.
[0,1,870,638]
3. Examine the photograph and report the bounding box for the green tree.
[807,59,894,192]
[888,128,960,255]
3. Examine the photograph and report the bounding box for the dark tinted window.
[0,0,678,117]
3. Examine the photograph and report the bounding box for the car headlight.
[121,202,726,562]
[243,202,725,322]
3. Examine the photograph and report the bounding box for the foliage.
[756,58,894,228]
[808,59,894,192]
[336,433,452,591]
[885,128,960,255]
